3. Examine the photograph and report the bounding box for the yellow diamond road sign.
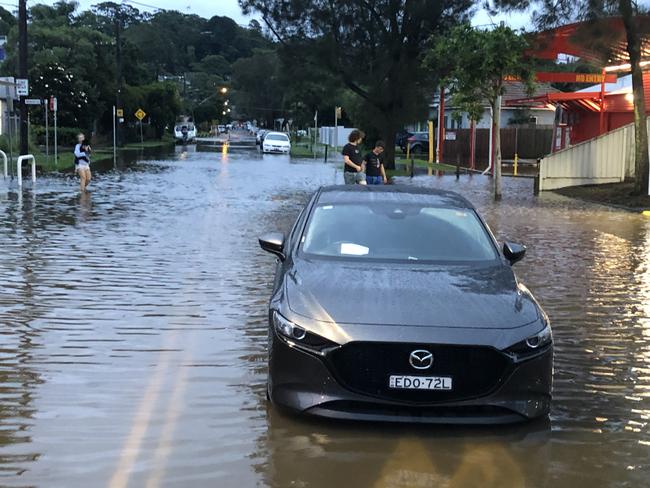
[135,108,146,120]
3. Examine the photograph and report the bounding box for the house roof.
[435,81,561,109]
[502,81,561,102]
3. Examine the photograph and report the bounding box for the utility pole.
[18,0,28,155]
[115,6,124,147]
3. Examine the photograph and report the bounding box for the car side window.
[287,206,308,251]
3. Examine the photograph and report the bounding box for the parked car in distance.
[174,123,196,143]
[396,130,413,151]
[404,132,429,154]
[258,185,552,424]
[262,132,291,154]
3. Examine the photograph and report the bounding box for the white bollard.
[17,154,36,188]
[1,150,6,179]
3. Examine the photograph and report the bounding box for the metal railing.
[1,150,6,179]
[17,154,36,188]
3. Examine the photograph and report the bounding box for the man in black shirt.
[363,140,387,185]
[341,129,365,184]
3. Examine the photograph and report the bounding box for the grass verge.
[32,139,174,172]
[388,160,458,178]
[554,181,650,211]
[290,142,328,158]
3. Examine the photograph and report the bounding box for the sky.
[37,0,256,25]
[34,0,529,29]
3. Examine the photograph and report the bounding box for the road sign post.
[135,108,146,145]
[50,96,58,168]
[45,100,49,164]
[112,105,117,168]
[334,106,341,151]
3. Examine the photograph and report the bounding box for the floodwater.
[1,143,649,488]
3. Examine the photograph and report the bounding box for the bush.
[122,123,158,143]
[31,125,84,147]
[0,134,19,154]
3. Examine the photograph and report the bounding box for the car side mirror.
[503,242,526,265]
[259,232,285,261]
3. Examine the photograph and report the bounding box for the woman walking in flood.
[74,133,92,192]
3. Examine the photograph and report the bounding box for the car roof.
[316,185,475,209]
[266,131,288,136]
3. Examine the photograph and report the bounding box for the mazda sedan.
[258,185,552,424]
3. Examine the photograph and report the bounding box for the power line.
[121,0,166,12]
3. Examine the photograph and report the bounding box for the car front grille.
[312,401,524,423]
[326,341,511,403]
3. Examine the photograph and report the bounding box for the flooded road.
[1,146,649,487]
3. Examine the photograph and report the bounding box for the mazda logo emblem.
[409,349,433,370]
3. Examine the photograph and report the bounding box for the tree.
[239,0,474,168]
[493,0,650,195]
[429,24,534,199]
[0,7,15,35]
[232,49,285,127]
[0,1,283,141]
[2,2,116,132]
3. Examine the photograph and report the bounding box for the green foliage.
[430,24,535,121]
[429,24,534,198]
[231,49,283,126]
[0,6,15,35]
[0,1,270,139]
[123,82,181,138]
[239,0,476,166]
[30,126,85,146]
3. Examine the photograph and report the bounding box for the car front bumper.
[263,146,290,153]
[268,331,552,424]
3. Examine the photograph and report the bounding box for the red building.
[510,17,650,151]
[518,72,650,149]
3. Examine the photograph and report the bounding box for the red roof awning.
[530,16,650,66]
[506,92,602,111]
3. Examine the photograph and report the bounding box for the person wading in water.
[341,129,365,185]
[362,140,388,185]
[74,133,92,193]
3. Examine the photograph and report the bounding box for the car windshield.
[301,202,497,262]
[266,134,289,141]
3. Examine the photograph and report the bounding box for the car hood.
[285,259,539,329]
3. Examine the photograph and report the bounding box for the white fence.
[538,118,648,191]
[318,126,355,149]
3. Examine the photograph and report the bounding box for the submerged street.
[1,148,649,487]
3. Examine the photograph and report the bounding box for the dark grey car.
[259,185,552,424]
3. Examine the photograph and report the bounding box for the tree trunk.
[493,94,502,200]
[621,0,649,195]
[380,117,398,170]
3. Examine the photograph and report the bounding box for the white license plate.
[389,375,453,390]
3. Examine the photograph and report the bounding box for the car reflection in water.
[259,185,553,424]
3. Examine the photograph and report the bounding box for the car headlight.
[504,323,552,360]
[273,310,307,340]
[525,325,552,349]
[272,310,338,354]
